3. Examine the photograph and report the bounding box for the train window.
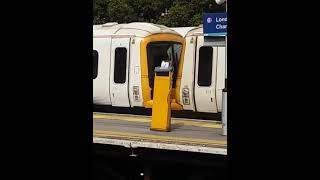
[198,46,213,86]
[114,47,127,83]
[93,50,98,79]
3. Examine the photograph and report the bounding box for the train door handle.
[211,98,213,102]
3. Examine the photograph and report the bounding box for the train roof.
[170,27,197,37]
[169,25,205,37]
[93,22,181,38]
[185,25,204,37]
[93,24,103,30]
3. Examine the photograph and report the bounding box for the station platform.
[93,112,227,155]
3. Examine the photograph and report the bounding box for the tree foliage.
[158,1,193,27]
[93,0,225,27]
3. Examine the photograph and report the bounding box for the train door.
[194,36,218,113]
[146,42,182,99]
[93,37,112,105]
[216,46,226,112]
[110,37,130,107]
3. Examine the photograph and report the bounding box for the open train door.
[110,37,130,107]
[194,36,218,113]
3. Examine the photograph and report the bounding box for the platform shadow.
[171,122,184,130]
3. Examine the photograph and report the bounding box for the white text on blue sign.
[215,17,227,29]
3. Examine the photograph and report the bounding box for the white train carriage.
[174,26,226,113]
[93,23,226,113]
[93,22,183,108]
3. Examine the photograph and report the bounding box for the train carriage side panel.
[194,36,218,113]
[109,37,131,107]
[128,37,144,107]
[216,46,226,112]
[93,37,112,105]
[179,36,197,111]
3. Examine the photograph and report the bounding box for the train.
[93,22,225,114]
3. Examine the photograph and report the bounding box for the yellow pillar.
[150,67,173,132]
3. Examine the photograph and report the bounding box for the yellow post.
[150,66,173,132]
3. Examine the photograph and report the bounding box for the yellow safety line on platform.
[94,130,227,147]
[93,112,221,123]
[93,113,222,129]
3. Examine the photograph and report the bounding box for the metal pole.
[222,87,227,136]
[221,1,227,136]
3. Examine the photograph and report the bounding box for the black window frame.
[197,46,213,87]
[114,47,127,84]
[93,50,98,79]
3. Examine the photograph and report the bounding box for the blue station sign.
[203,13,227,36]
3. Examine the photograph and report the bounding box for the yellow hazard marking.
[93,112,222,129]
[93,129,227,147]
